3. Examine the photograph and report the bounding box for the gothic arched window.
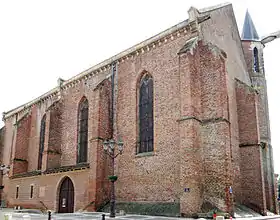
[253,47,260,72]
[77,97,89,163]
[138,74,154,153]
[38,114,46,170]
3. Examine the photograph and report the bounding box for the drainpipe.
[111,63,117,138]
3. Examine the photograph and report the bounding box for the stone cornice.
[2,5,216,121]
[13,111,31,126]
[43,163,90,174]
[239,143,261,148]
[235,78,258,94]
[11,170,42,179]
[178,116,230,125]
[3,89,59,121]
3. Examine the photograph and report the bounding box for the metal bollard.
[101,213,105,220]
[4,213,12,220]
[23,214,31,220]
[48,210,51,220]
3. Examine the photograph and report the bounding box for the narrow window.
[16,186,19,199]
[30,185,34,199]
[253,47,260,72]
[77,98,89,163]
[38,114,46,170]
[138,74,154,153]
[278,184,280,199]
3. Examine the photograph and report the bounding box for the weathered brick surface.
[235,79,266,214]
[0,3,276,217]
[179,119,203,214]
[2,119,13,169]
[0,72,113,211]
[177,39,233,215]
[240,145,266,213]
[200,5,251,206]
[200,4,251,85]
[0,127,4,201]
[198,42,232,214]
[242,40,277,213]
[45,102,63,169]
[0,127,4,165]
[115,27,186,210]
[28,106,42,172]
[235,81,259,145]
[12,115,31,175]
[178,42,203,214]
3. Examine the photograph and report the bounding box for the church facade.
[0,3,278,217]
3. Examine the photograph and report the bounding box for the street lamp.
[0,165,10,175]
[103,139,124,218]
[261,30,280,45]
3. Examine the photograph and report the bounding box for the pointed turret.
[241,10,259,40]
[241,9,279,214]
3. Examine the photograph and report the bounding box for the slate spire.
[241,10,259,40]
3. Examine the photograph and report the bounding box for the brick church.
[0,2,278,217]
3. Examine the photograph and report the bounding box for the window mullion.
[78,99,89,163]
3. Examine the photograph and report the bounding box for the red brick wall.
[2,119,13,168]
[115,27,189,208]
[95,80,112,209]
[200,4,251,85]
[0,127,4,165]
[0,127,4,201]
[2,74,113,211]
[12,115,31,175]
[241,41,253,76]
[235,79,266,214]
[1,4,275,216]
[242,39,277,213]
[45,102,63,169]
[28,106,41,172]
[177,39,233,214]
[178,40,203,214]
[198,42,233,214]
[235,83,259,145]
[200,5,252,207]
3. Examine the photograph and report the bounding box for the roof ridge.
[198,2,232,13]
[3,2,229,120]
[3,18,191,119]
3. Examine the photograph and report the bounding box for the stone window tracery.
[77,97,89,163]
[138,74,154,153]
[253,47,260,72]
[38,114,46,170]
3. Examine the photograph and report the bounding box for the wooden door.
[58,177,74,213]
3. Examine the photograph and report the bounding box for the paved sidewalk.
[0,209,197,220]
[1,209,280,220]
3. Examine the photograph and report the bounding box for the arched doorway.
[58,177,74,213]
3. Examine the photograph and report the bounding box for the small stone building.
[0,3,278,217]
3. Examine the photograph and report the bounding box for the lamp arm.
[113,152,122,159]
[104,150,118,159]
